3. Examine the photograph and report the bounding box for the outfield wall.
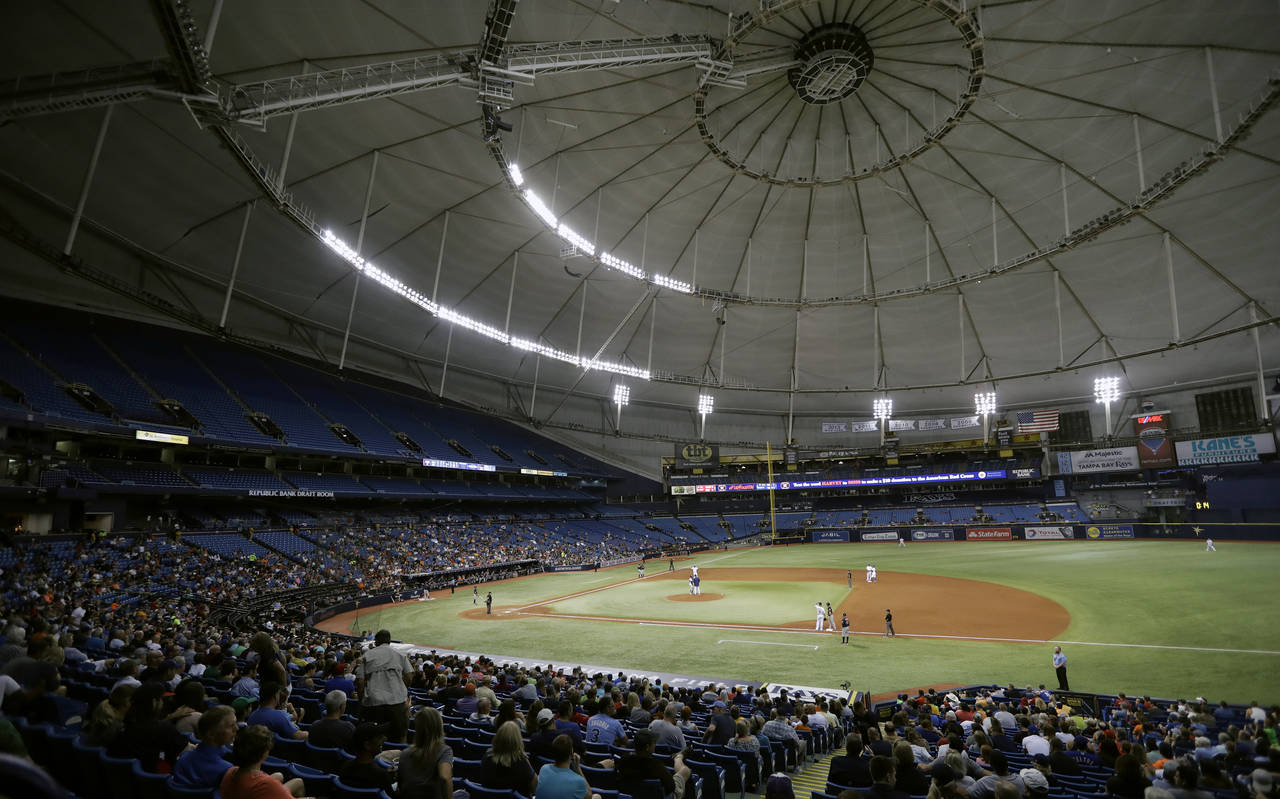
[807,522,1280,543]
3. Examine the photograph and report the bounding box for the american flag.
[1016,409,1060,433]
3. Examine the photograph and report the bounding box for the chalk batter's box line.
[513,611,1280,655]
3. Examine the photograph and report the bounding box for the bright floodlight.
[697,393,714,416]
[975,392,998,416]
[508,163,524,187]
[873,397,893,420]
[613,384,630,407]
[1094,376,1121,404]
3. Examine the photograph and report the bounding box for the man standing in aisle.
[1052,646,1069,690]
[884,609,895,637]
[354,629,413,743]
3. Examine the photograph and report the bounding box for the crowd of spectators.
[1,517,1278,799]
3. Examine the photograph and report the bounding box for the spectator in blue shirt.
[229,660,260,699]
[585,700,628,748]
[246,681,307,740]
[172,705,237,790]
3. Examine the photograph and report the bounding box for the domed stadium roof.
[0,1,1277,475]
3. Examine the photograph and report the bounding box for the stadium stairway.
[789,749,835,797]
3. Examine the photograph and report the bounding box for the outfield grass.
[349,540,1280,703]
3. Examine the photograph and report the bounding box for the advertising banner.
[670,485,696,496]
[548,564,598,572]
[967,527,1013,541]
[850,420,880,433]
[1056,447,1140,474]
[821,421,848,434]
[860,531,900,542]
[1083,524,1134,540]
[1025,526,1075,540]
[1175,434,1276,466]
[675,442,719,468]
[811,530,851,543]
[247,489,335,498]
[1134,413,1175,468]
[911,528,956,541]
[951,415,981,430]
[888,419,915,431]
[919,419,947,431]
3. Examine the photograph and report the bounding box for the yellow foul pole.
[766,441,777,542]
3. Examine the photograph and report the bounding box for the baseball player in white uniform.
[865,564,873,583]
[814,602,826,630]
[869,565,878,583]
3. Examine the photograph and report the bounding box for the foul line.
[515,612,1280,655]
[719,639,818,651]
[510,549,749,612]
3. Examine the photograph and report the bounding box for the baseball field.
[318,539,1280,704]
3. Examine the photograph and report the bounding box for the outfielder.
[1206,538,1216,552]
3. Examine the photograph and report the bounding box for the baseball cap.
[536,708,555,726]
[711,700,727,709]
[352,722,389,748]
[931,763,955,786]
[230,696,257,711]
[1020,769,1049,792]
[1252,770,1273,793]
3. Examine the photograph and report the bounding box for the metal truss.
[222,53,472,124]
[0,61,181,121]
[502,36,713,76]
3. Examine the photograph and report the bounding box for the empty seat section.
[269,362,406,456]
[103,333,278,446]
[5,320,172,425]
[198,346,353,452]
[0,335,112,423]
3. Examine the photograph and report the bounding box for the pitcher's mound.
[667,593,723,602]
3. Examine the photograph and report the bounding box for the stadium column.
[63,104,114,256]
[219,200,256,330]
[340,150,380,370]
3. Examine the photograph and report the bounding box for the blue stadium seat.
[131,757,170,799]
[462,780,528,799]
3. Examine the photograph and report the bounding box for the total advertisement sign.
[1175,434,1276,466]
[911,528,955,541]
[1056,446,1140,474]
[967,527,1013,541]
[1084,524,1134,540]
[1024,525,1075,540]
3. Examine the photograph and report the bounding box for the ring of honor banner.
[1133,413,1175,468]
